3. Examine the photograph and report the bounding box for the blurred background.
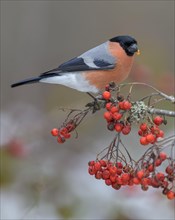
[1,1,174,219]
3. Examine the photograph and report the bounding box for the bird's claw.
[86,98,106,113]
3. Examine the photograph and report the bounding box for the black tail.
[11,77,41,88]
[11,67,61,88]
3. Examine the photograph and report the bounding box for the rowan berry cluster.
[51,121,75,143]
[102,87,165,146]
[138,117,164,145]
[134,151,174,200]
[103,95,132,135]
[51,107,90,144]
[88,150,175,200]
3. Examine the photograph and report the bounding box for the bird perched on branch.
[11,35,139,93]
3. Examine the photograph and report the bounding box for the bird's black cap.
[110,35,138,56]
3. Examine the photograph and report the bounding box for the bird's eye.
[124,42,131,48]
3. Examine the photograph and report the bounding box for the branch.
[119,82,175,103]
[148,107,175,117]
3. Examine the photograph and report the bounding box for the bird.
[11,35,139,93]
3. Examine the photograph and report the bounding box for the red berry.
[121,173,130,182]
[159,152,167,161]
[88,166,96,175]
[88,160,95,166]
[148,164,154,172]
[156,172,165,181]
[95,171,102,179]
[150,126,160,135]
[140,123,148,131]
[109,166,117,175]
[99,160,107,167]
[118,101,124,110]
[66,123,75,132]
[60,127,68,135]
[116,162,123,168]
[106,102,112,110]
[122,125,131,135]
[153,116,163,125]
[161,180,168,188]
[146,133,156,143]
[141,185,149,191]
[138,129,143,136]
[110,175,117,183]
[133,177,140,185]
[94,162,101,171]
[155,159,162,167]
[110,106,119,113]
[106,161,113,168]
[151,178,160,188]
[63,132,71,139]
[57,135,65,143]
[105,179,112,186]
[166,191,175,200]
[113,112,122,120]
[102,91,111,100]
[105,84,110,91]
[147,178,152,185]
[123,101,132,110]
[112,182,121,190]
[104,111,113,121]
[51,128,59,136]
[102,170,110,179]
[156,130,164,138]
[165,165,173,174]
[140,136,149,145]
[137,170,144,179]
[116,177,123,185]
[116,162,123,169]
[116,169,122,175]
[114,123,123,132]
[141,178,149,186]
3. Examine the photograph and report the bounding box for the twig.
[147,107,175,117]
[119,82,175,103]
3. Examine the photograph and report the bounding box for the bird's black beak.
[128,43,139,54]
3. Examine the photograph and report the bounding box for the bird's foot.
[86,93,106,113]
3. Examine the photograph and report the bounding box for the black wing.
[40,57,115,77]
[58,57,115,71]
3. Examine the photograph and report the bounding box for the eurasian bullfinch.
[11,35,139,93]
